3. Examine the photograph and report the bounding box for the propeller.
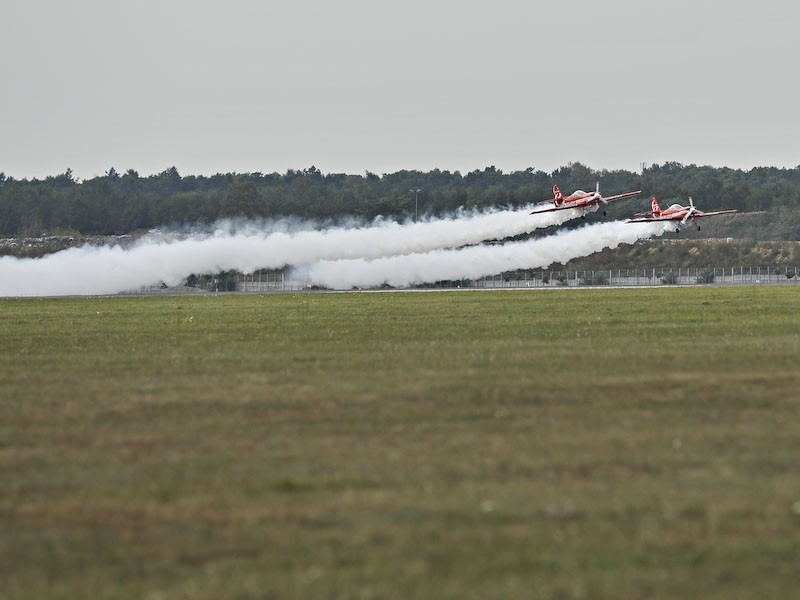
[596,181,606,203]
[681,196,697,224]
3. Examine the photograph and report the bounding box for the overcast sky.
[2,0,798,180]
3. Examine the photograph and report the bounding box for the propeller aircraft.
[530,183,641,218]
[626,197,737,232]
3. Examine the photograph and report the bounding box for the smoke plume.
[301,220,667,289]
[0,206,581,296]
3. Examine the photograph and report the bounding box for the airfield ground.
[2,287,799,599]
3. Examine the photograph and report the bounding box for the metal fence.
[127,266,800,294]
[471,266,800,289]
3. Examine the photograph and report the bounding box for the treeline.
[1,162,799,239]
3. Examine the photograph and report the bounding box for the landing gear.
[697,225,702,231]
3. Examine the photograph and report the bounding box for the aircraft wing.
[601,190,641,203]
[626,215,679,223]
[529,203,576,215]
[693,209,738,218]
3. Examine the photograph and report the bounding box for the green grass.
[2,287,800,599]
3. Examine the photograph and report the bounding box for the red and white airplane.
[529,183,641,218]
[626,197,737,232]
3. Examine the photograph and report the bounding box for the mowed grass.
[1,287,799,599]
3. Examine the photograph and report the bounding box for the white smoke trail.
[200,206,579,254]
[199,204,578,263]
[301,220,668,289]
[0,205,580,297]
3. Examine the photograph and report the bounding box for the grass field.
[2,287,799,599]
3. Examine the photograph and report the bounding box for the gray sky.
[2,0,798,180]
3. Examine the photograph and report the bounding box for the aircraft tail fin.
[553,185,564,205]
[650,197,661,217]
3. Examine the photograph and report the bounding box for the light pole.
[409,188,422,222]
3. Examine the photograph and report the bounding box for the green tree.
[222,181,262,219]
